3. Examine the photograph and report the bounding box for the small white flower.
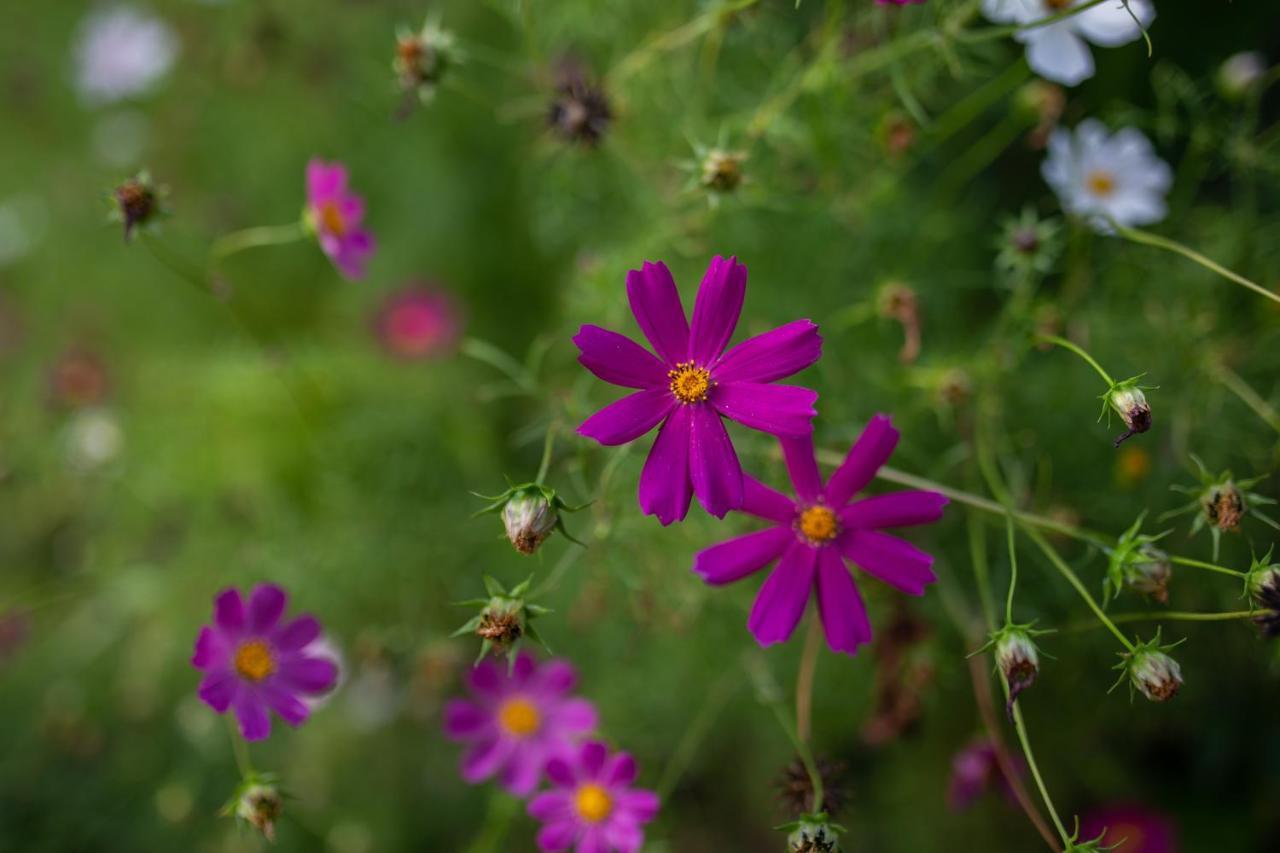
[982,0,1154,86]
[1041,119,1171,232]
[1218,51,1267,100]
[74,6,179,105]
[66,410,124,470]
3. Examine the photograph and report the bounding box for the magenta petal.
[617,789,660,822]
[688,404,744,518]
[535,821,578,852]
[443,700,490,739]
[510,651,537,686]
[234,689,272,741]
[781,435,822,502]
[581,741,609,778]
[574,325,667,389]
[710,382,817,439]
[714,319,822,383]
[578,829,608,853]
[742,475,798,523]
[263,684,310,727]
[626,261,690,363]
[815,548,873,654]
[578,389,673,447]
[603,821,644,853]
[545,756,578,787]
[213,588,245,636]
[462,737,513,783]
[555,698,599,733]
[247,584,287,633]
[333,230,375,280]
[604,753,637,786]
[637,405,693,525]
[278,657,339,694]
[338,194,365,225]
[274,615,321,653]
[500,751,544,796]
[824,414,899,506]
[528,791,574,821]
[536,660,577,695]
[468,657,504,697]
[192,627,230,670]
[747,542,818,646]
[198,669,240,713]
[688,255,747,364]
[841,491,949,530]
[306,159,345,202]
[841,529,937,595]
[693,526,792,585]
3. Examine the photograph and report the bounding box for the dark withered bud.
[548,61,611,146]
[1252,584,1280,639]
[453,575,551,667]
[995,628,1040,716]
[111,171,163,241]
[221,774,284,843]
[392,19,459,111]
[1204,482,1245,532]
[699,148,747,194]
[1107,383,1151,447]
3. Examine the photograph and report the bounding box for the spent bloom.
[1104,515,1172,605]
[74,5,179,104]
[548,61,612,147]
[527,740,660,853]
[1043,120,1172,233]
[393,18,459,106]
[693,416,947,653]
[991,625,1046,715]
[192,584,340,741]
[303,159,376,280]
[110,171,165,241]
[575,256,821,524]
[223,775,284,843]
[981,0,1154,87]
[443,652,597,797]
[375,286,461,359]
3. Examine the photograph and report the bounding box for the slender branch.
[1035,335,1115,387]
[535,422,559,483]
[1023,526,1136,652]
[208,222,307,269]
[1212,362,1280,434]
[1109,220,1280,306]
[460,338,539,395]
[1007,679,1072,847]
[225,716,253,777]
[1005,515,1019,626]
[1169,555,1247,579]
[1065,609,1259,632]
[795,615,823,744]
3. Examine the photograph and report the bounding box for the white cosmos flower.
[74,6,179,105]
[1041,119,1171,232]
[982,0,1155,86]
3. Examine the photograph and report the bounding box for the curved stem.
[1023,526,1135,652]
[1036,335,1115,387]
[460,337,538,396]
[1169,555,1247,579]
[795,614,822,744]
[1005,514,1019,625]
[1212,362,1280,434]
[1007,682,1072,847]
[535,422,558,484]
[1066,609,1258,632]
[209,222,307,269]
[1109,220,1280,305]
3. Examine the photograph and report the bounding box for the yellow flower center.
[574,784,613,823]
[668,361,712,404]
[1086,170,1116,197]
[497,698,541,736]
[234,640,276,682]
[797,504,840,545]
[318,201,347,236]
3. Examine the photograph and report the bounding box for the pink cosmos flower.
[305,159,375,280]
[192,584,339,741]
[947,738,1024,812]
[443,652,598,797]
[527,740,660,853]
[1077,804,1178,853]
[375,285,461,359]
[693,415,947,654]
[575,256,822,525]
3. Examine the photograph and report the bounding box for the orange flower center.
[1086,170,1116,197]
[497,698,541,736]
[668,362,712,403]
[798,504,840,545]
[234,640,276,682]
[318,201,347,236]
[574,784,613,823]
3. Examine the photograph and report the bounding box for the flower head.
[692,415,947,653]
[783,813,845,852]
[1114,631,1183,703]
[527,740,660,853]
[1163,455,1277,560]
[444,652,598,797]
[453,575,552,665]
[1077,803,1178,853]
[991,624,1047,715]
[1245,547,1280,604]
[475,482,587,556]
[375,286,461,359]
[191,584,339,741]
[1104,516,1172,605]
[303,159,375,280]
[110,170,165,241]
[981,0,1154,86]
[393,18,459,107]
[996,207,1062,279]
[75,5,178,104]
[1043,120,1172,233]
[222,774,284,843]
[548,62,612,147]
[576,256,822,524]
[947,738,1025,812]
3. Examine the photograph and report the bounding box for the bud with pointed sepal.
[393,17,460,111]
[453,575,552,669]
[780,812,845,853]
[1104,515,1173,605]
[1113,630,1184,703]
[475,482,587,556]
[221,772,284,843]
[1163,454,1280,561]
[1099,376,1155,447]
[973,623,1051,718]
[109,170,167,242]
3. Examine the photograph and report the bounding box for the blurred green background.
[3,0,1280,850]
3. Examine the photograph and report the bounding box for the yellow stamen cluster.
[668,361,712,404]
[498,697,542,737]
[797,504,840,545]
[319,201,347,236]
[1086,170,1116,197]
[574,784,613,823]
[234,640,276,682]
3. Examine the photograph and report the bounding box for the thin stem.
[1213,362,1280,434]
[1023,526,1136,652]
[1109,220,1280,306]
[1007,680,1072,847]
[1036,334,1115,387]
[795,614,822,744]
[535,422,558,484]
[139,234,213,295]
[1005,514,1019,626]
[1066,609,1258,632]
[749,656,823,814]
[209,222,307,268]
[1169,555,1247,579]
[225,716,253,777]
[460,338,538,396]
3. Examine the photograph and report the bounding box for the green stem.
[1169,555,1247,579]
[1066,609,1258,632]
[209,221,307,268]
[535,422,558,484]
[1212,363,1280,434]
[1005,514,1018,625]
[463,791,520,853]
[1006,680,1072,847]
[1109,221,1280,306]
[1035,335,1115,387]
[225,716,253,777]
[139,234,213,295]
[655,669,739,799]
[1023,526,1135,652]
[968,510,997,630]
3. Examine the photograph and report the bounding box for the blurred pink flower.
[527,740,659,853]
[947,738,1024,812]
[375,286,461,359]
[304,159,375,280]
[1078,803,1178,853]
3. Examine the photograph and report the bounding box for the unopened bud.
[1217,51,1266,101]
[1108,384,1151,447]
[238,784,282,841]
[1122,642,1183,703]
[1129,545,1171,604]
[995,628,1040,715]
[111,171,163,241]
[503,492,558,555]
[699,148,747,195]
[453,575,551,666]
[786,815,842,853]
[1246,550,1280,602]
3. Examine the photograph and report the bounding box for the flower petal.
[545,756,578,787]
[688,404,744,518]
[693,526,792,586]
[500,751,545,797]
[535,659,577,695]
[603,820,644,853]
[461,736,513,783]
[637,405,693,525]
[747,542,817,646]
[618,789,660,822]
[274,615,321,653]
[604,752,638,787]
[577,828,608,853]
[781,434,822,502]
[1020,25,1094,87]
[234,689,272,741]
[815,547,873,655]
[306,159,346,202]
[535,821,578,852]
[553,697,598,734]
[578,389,673,447]
[213,588,245,636]
[711,382,817,439]
[197,669,240,713]
[824,414,899,507]
[840,529,937,595]
[742,475,798,524]
[1074,0,1152,47]
[192,626,230,670]
[443,700,491,739]
[840,491,948,530]
[574,325,667,389]
[626,261,689,363]
[688,255,747,364]
[262,683,310,727]
[468,657,505,698]
[277,656,339,695]
[580,741,609,779]
[528,791,574,822]
[247,584,287,634]
[713,320,822,384]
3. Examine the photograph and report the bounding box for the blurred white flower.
[65,409,124,470]
[0,194,48,268]
[74,6,179,104]
[982,0,1154,86]
[1041,119,1171,232]
[1218,51,1267,100]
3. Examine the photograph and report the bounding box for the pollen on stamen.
[319,202,347,237]
[667,361,712,404]
[797,504,840,546]
[1086,170,1116,197]
[234,640,276,682]
[574,784,613,823]
[497,697,542,737]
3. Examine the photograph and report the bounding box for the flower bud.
[1245,549,1280,602]
[995,628,1040,714]
[236,783,283,842]
[111,171,163,241]
[786,816,842,853]
[453,575,551,666]
[548,61,611,146]
[1203,481,1245,532]
[1127,545,1171,604]
[1119,636,1184,703]
[502,491,558,555]
[699,148,747,195]
[1217,51,1266,101]
[1107,384,1151,447]
[393,19,458,108]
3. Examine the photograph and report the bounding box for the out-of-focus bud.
[936,368,972,409]
[777,756,848,818]
[876,282,920,364]
[453,575,551,666]
[947,738,1025,812]
[110,170,165,241]
[1217,51,1267,101]
[1202,480,1245,533]
[994,627,1040,714]
[996,207,1062,279]
[1168,456,1277,560]
[699,148,748,195]
[477,482,586,556]
[1245,548,1280,602]
[393,18,459,111]
[1105,516,1172,605]
[1104,380,1152,447]
[49,348,110,409]
[222,774,283,843]
[548,60,612,147]
[1115,632,1184,703]
[1017,80,1066,149]
[784,813,844,853]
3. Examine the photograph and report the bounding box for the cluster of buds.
[1113,630,1184,703]
[1100,376,1155,447]
[1166,455,1277,560]
[393,18,459,111]
[782,813,844,853]
[547,61,612,146]
[453,575,550,666]
[110,170,165,241]
[975,623,1049,717]
[476,482,586,556]
[1104,516,1173,605]
[221,773,283,842]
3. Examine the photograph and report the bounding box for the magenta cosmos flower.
[375,285,461,359]
[304,158,375,280]
[575,256,821,525]
[191,584,339,741]
[693,414,947,653]
[443,651,598,797]
[528,740,659,853]
[1078,804,1177,853]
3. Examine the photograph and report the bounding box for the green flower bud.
[1115,632,1184,703]
[221,773,284,843]
[453,575,552,667]
[1107,383,1151,447]
[475,482,587,557]
[699,148,747,195]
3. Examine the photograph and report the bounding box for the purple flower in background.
[443,652,598,797]
[192,584,339,741]
[1078,803,1178,853]
[304,159,375,280]
[575,256,821,525]
[947,739,1024,812]
[375,284,461,359]
[528,740,659,853]
[693,415,947,654]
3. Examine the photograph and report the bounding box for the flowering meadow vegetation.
[5,1,1280,851]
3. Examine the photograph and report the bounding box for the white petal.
[1074,0,1154,47]
[1107,190,1167,227]
[982,0,1034,24]
[1022,26,1095,86]
[1040,129,1078,198]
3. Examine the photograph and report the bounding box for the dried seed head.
[234,783,283,842]
[548,63,611,146]
[1127,545,1171,604]
[1204,482,1245,532]
[475,607,523,653]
